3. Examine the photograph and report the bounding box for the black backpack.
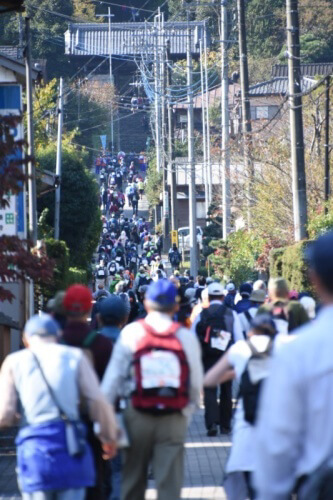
[138,275,149,287]
[239,338,273,425]
[169,250,180,265]
[196,304,232,355]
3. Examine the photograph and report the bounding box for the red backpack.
[132,320,190,412]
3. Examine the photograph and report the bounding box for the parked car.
[178,226,203,250]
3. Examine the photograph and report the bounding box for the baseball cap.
[63,285,93,316]
[207,282,224,296]
[226,282,236,292]
[206,277,214,285]
[240,283,253,297]
[24,313,61,338]
[146,279,178,307]
[250,289,266,303]
[99,296,129,322]
[46,291,66,315]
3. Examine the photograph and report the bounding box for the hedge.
[44,238,70,298]
[67,267,88,286]
[269,240,313,292]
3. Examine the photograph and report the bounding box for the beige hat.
[250,289,266,303]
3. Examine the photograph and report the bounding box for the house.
[64,21,209,152]
[167,158,223,228]
[271,63,333,78]
[173,83,240,136]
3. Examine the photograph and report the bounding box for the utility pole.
[161,13,170,251]
[187,15,198,277]
[237,0,253,227]
[324,75,330,213]
[25,17,37,246]
[221,0,231,239]
[54,77,63,240]
[154,11,162,173]
[166,40,178,231]
[286,0,308,240]
[97,9,115,153]
[204,22,212,206]
[199,37,209,218]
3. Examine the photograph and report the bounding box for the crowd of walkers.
[1,150,333,499]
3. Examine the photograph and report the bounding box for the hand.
[102,441,117,460]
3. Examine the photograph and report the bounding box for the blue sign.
[0,84,25,236]
[100,135,107,149]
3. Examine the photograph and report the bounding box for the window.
[250,105,280,120]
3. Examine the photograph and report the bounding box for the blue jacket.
[234,298,253,314]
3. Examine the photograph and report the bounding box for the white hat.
[207,282,224,296]
[226,282,236,292]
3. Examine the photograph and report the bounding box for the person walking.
[101,279,203,500]
[204,314,278,499]
[193,282,243,436]
[131,190,139,217]
[258,277,309,334]
[255,231,333,499]
[168,243,182,271]
[62,285,112,381]
[0,314,117,500]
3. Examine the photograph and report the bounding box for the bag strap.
[138,319,181,337]
[82,330,99,348]
[244,309,252,324]
[30,351,68,421]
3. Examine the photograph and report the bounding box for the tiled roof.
[65,21,207,57]
[0,46,21,59]
[272,63,333,78]
[248,77,316,96]
[174,83,240,109]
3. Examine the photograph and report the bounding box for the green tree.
[37,142,101,268]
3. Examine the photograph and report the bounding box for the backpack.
[138,275,149,287]
[97,268,106,278]
[131,320,189,413]
[269,303,295,335]
[169,250,180,266]
[239,338,273,425]
[196,304,232,354]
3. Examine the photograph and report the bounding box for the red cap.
[63,285,92,316]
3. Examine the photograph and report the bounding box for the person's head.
[172,243,177,250]
[206,277,214,286]
[306,231,333,304]
[63,285,93,322]
[23,313,61,347]
[248,314,277,338]
[127,290,137,304]
[198,276,206,287]
[253,279,267,293]
[98,295,129,328]
[207,282,225,303]
[144,279,179,316]
[239,282,253,299]
[268,277,289,302]
[139,266,146,275]
[299,295,316,319]
[226,282,236,295]
[249,289,266,306]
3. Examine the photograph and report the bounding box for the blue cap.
[24,313,61,338]
[99,295,129,322]
[146,279,178,307]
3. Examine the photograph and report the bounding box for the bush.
[269,241,313,292]
[269,247,284,278]
[43,238,70,299]
[37,142,101,268]
[209,230,265,286]
[67,267,88,286]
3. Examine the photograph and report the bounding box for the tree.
[0,116,53,302]
[37,142,101,268]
